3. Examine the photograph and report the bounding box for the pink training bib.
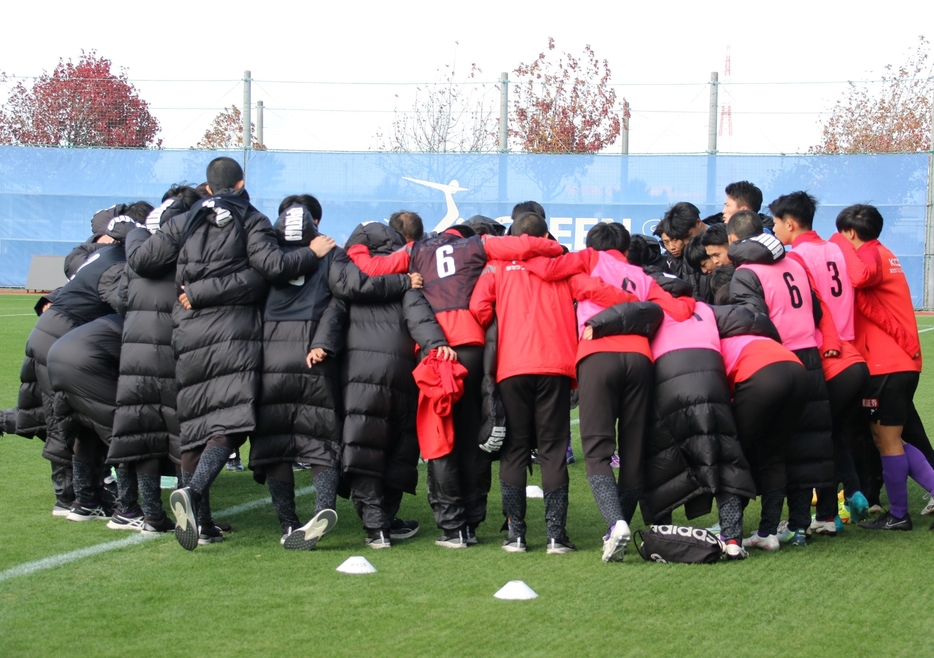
[741,259,818,351]
[791,240,855,341]
[651,301,721,360]
[576,250,652,337]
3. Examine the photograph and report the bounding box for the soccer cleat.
[846,491,870,523]
[776,520,793,543]
[169,488,200,551]
[435,528,469,549]
[787,529,808,547]
[858,510,912,531]
[602,520,631,563]
[140,515,176,535]
[565,442,575,465]
[868,504,884,515]
[388,518,419,540]
[610,452,620,469]
[52,502,73,517]
[724,540,748,560]
[546,536,577,555]
[198,524,225,546]
[365,530,391,549]
[225,457,245,472]
[530,449,540,465]
[502,534,527,553]
[283,509,338,551]
[466,526,478,546]
[212,521,232,532]
[921,494,934,516]
[809,518,837,537]
[107,508,146,531]
[742,532,780,551]
[66,503,109,522]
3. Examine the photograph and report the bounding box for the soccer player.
[829,204,934,530]
[770,191,871,530]
[655,202,713,302]
[728,211,840,546]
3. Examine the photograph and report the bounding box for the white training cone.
[336,556,377,575]
[526,485,544,498]
[494,580,538,600]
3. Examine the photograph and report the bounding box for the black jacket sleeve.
[585,301,665,339]
[98,263,126,314]
[35,290,59,316]
[649,271,694,297]
[328,249,410,302]
[127,218,182,278]
[184,268,269,309]
[711,304,780,342]
[729,268,770,316]
[310,296,348,355]
[64,239,105,279]
[403,289,448,351]
[245,214,319,282]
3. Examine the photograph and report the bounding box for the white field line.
[0,486,315,584]
[571,418,580,425]
[0,313,35,317]
[919,327,934,334]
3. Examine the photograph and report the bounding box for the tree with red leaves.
[196,105,262,149]
[510,38,622,153]
[811,36,932,154]
[0,51,160,148]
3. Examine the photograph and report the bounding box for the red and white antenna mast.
[719,45,732,137]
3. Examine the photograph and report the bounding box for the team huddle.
[8,157,932,562]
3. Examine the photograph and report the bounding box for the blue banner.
[0,147,928,305]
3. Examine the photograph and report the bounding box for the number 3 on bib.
[436,245,456,278]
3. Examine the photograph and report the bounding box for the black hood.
[91,203,129,236]
[275,205,320,245]
[728,232,786,266]
[104,215,146,243]
[345,222,405,255]
[464,215,506,237]
[145,196,196,233]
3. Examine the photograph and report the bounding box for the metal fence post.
[242,70,252,178]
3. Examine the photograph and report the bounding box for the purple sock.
[904,443,934,495]
[881,454,910,518]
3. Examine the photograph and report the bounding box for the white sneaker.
[809,518,837,536]
[921,495,934,516]
[742,532,780,551]
[724,541,748,560]
[601,520,631,562]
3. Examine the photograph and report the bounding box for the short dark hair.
[512,201,546,220]
[684,234,711,271]
[206,157,243,193]
[279,194,323,221]
[511,212,548,237]
[627,234,658,267]
[724,181,763,212]
[836,204,883,241]
[662,202,701,240]
[700,222,728,247]
[464,215,505,236]
[586,222,630,253]
[124,201,155,223]
[652,218,668,239]
[726,210,763,240]
[388,210,424,242]
[711,265,736,305]
[769,191,817,230]
[163,184,205,207]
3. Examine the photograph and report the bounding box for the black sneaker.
[858,510,912,531]
[365,530,391,549]
[169,487,200,551]
[52,501,73,518]
[283,509,338,551]
[502,534,527,553]
[198,524,225,546]
[435,528,468,549]
[546,535,577,555]
[107,507,145,531]
[389,518,419,540]
[212,521,232,532]
[466,525,478,546]
[140,514,176,535]
[66,503,109,522]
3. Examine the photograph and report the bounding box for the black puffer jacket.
[47,314,124,445]
[18,243,128,461]
[330,222,447,494]
[250,206,349,481]
[127,189,318,450]
[108,199,193,466]
[728,235,834,489]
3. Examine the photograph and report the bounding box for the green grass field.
[1,293,933,657]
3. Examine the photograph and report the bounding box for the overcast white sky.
[1,0,931,153]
